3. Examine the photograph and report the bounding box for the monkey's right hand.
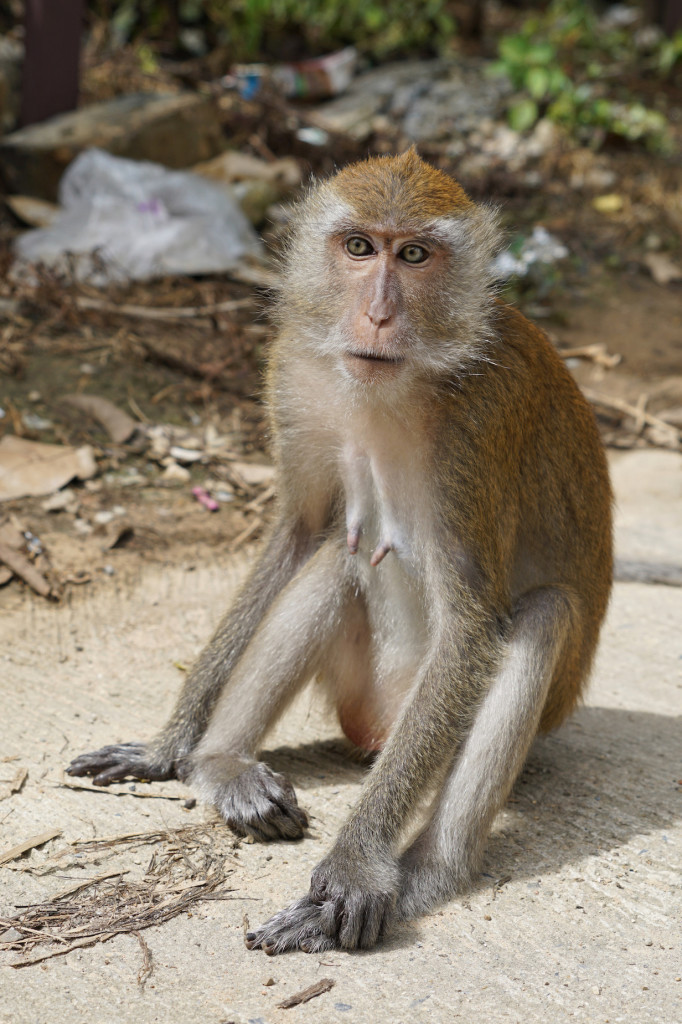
[66,742,176,786]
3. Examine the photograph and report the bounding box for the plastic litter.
[491,226,568,280]
[228,47,357,100]
[14,148,262,285]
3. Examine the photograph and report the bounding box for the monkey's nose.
[366,307,392,327]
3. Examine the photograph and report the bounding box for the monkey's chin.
[343,351,405,383]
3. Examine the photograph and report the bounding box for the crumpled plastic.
[491,226,569,280]
[14,148,262,284]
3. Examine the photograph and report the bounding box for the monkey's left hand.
[245,846,399,954]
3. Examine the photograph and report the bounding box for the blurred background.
[0,0,680,593]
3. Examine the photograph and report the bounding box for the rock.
[0,92,225,200]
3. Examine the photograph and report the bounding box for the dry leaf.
[64,394,139,444]
[0,436,97,502]
[643,252,682,286]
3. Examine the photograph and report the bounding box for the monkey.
[68,148,613,955]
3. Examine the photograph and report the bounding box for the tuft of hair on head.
[329,146,474,228]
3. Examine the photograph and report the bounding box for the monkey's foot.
[66,742,175,786]
[200,761,308,842]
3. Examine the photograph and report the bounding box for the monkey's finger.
[92,763,145,786]
[338,899,364,949]
[66,743,147,778]
[270,799,309,837]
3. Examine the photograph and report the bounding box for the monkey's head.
[277,148,501,386]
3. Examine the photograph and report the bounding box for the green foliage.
[492,0,674,152]
[92,0,459,62]
[658,30,682,75]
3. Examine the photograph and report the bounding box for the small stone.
[160,461,191,484]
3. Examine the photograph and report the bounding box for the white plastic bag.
[14,148,262,284]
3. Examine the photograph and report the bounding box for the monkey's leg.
[190,540,349,842]
[245,595,502,954]
[395,586,574,920]
[67,521,314,785]
[246,586,574,954]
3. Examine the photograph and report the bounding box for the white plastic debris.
[14,148,262,285]
[491,226,569,280]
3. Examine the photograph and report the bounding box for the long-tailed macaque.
[68,149,613,954]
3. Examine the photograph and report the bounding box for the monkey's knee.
[191,757,308,841]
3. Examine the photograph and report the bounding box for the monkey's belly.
[338,699,389,752]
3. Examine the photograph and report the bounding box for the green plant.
[492,0,674,152]
[90,0,459,62]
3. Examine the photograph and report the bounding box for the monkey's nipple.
[347,525,360,555]
[370,541,393,567]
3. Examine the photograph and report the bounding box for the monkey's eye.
[399,244,429,264]
[345,237,374,258]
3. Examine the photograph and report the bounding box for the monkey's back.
[437,302,613,731]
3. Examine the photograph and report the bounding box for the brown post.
[20,0,85,127]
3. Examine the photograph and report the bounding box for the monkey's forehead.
[327,150,474,223]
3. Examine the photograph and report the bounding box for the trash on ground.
[491,226,569,280]
[592,193,625,214]
[21,412,53,431]
[13,148,262,285]
[64,393,140,444]
[229,47,357,100]
[192,486,219,512]
[0,436,97,502]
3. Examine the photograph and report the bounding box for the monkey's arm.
[66,518,314,785]
[189,539,349,839]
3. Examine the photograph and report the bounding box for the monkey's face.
[276,152,502,385]
[330,226,451,384]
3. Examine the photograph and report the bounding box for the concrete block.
[0,91,225,199]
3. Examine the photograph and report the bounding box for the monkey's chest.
[341,444,418,571]
[338,444,428,722]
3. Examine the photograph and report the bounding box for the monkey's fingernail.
[245,931,256,941]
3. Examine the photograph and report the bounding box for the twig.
[277,978,336,1009]
[559,344,621,369]
[0,542,52,599]
[0,828,61,866]
[583,388,681,435]
[75,296,252,321]
[230,518,263,551]
[134,930,153,988]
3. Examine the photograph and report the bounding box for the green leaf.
[526,67,550,99]
[508,98,539,132]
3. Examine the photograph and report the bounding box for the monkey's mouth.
[345,350,405,365]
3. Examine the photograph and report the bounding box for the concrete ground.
[1,448,681,1024]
